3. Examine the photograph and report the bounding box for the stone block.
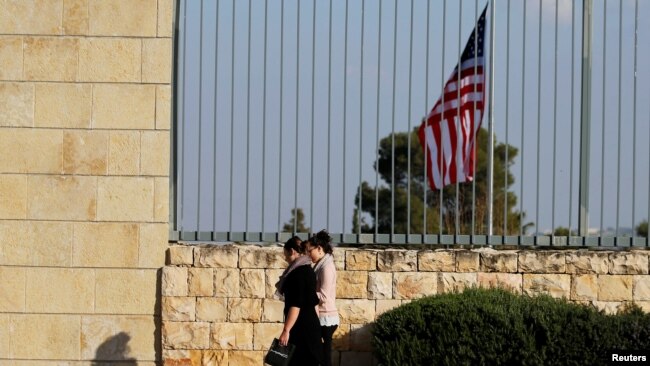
[24,37,78,81]
[393,272,438,299]
[337,300,376,323]
[0,314,8,357]
[10,314,80,359]
[477,273,523,293]
[439,272,478,294]
[211,323,254,350]
[79,38,141,82]
[418,250,455,272]
[162,267,189,296]
[89,0,157,37]
[340,351,374,366]
[478,249,518,272]
[63,0,89,35]
[0,266,25,312]
[261,298,284,322]
[456,250,480,272]
[25,267,94,313]
[196,297,228,322]
[141,130,170,176]
[168,246,194,266]
[73,222,139,267]
[238,246,286,269]
[0,221,31,266]
[81,315,156,360]
[34,82,91,128]
[228,351,264,366]
[350,324,373,352]
[0,0,63,35]
[63,130,108,174]
[334,248,346,270]
[155,177,170,222]
[337,271,368,299]
[97,176,154,221]
[519,251,566,273]
[0,37,23,80]
[634,276,650,301]
[377,250,417,272]
[202,350,229,366]
[265,269,285,299]
[523,274,571,299]
[0,128,62,173]
[240,269,265,298]
[376,299,402,316]
[228,298,262,322]
[29,175,96,220]
[332,324,351,351]
[95,269,158,314]
[0,82,33,126]
[346,249,377,271]
[189,268,213,296]
[592,301,626,315]
[609,252,649,275]
[368,272,392,299]
[108,131,141,175]
[163,321,211,350]
[93,83,155,128]
[0,174,27,219]
[139,223,169,268]
[599,275,633,301]
[571,274,598,301]
[565,251,610,274]
[156,85,172,130]
[30,221,74,266]
[158,0,174,37]
[214,268,240,297]
[143,38,172,83]
[195,246,239,268]
[162,297,196,321]
[253,323,284,350]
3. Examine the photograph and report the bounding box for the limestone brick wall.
[0,1,173,364]
[162,245,650,366]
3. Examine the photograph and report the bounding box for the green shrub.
[372,288,650,366]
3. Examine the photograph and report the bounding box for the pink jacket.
[315,259,339,321]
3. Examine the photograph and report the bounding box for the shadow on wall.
[92,332,137,365]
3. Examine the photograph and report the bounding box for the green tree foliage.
[637,220,648,238]
[282,208,310,233]
[353,127,529,235]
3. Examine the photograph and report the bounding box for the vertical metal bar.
[358,0,365,235]
[569,0,575,235]
[261,0,268,233]
[472,0,478,235]
[455,1,461,235]
[229,0,236,232]
[519,0,526,236]
[294,0,300,233]
[278,0,284,231]
[551,0,558,234]
[390,0,397,238]
[407,0,414,236]
[579,0,593,236]
[310,0,316,233]
[439,0,446,235]
[486,0,496,236]
[327,0,332,230]
[504,0,510,235]
[424,0,430,236]
[343,0,349,234]
[197,1,203,232]
[632,0,638,237]
[246,0,252,234]
[615,0,622,237]
[179,0,188,232]
[535,0,542,237]
[213,0,220,233]
[599,0,606,238]
[375,0,382,236]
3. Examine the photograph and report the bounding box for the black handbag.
[264,338,296,366]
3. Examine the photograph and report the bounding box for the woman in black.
[275,236,323,366]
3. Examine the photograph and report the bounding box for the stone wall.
[0,1,173,364]
[162,245,650,366]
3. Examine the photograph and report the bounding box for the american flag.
[418,5,487,190]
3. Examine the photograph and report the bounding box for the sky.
[175,0,650,237]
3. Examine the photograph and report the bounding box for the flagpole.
[486,0,496,236]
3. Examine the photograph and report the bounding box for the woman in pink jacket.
[305,230,339,366]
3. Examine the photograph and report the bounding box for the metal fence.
[172,0,650,246]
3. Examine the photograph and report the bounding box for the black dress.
[283,264,324,366]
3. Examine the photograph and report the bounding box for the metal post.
[578,0,592,237]
[486,0,496,236]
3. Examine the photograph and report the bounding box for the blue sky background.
[176,0,650,236]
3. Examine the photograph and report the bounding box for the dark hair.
[284,236,304,254]
[310,230,333,255]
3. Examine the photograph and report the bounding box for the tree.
[637,220,648,238]
[353,127,529,235]
[282,208,310,233]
